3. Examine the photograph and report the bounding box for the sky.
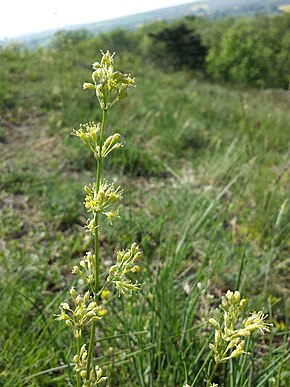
[0,0,196,39]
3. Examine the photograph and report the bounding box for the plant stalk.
[86,108,107,380]
[76,337,80,387]
[206,361,219,387]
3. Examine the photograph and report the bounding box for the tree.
[53,29,92,49]
[148,20,207,72]
[206,16,290,89]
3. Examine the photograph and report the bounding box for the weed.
[56,51,142,386]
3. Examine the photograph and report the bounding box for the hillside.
[1,11,290,386]
[2,0,290,48]
[1,44,289,384]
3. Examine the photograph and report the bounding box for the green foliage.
[148,19,207,72]
[96,29,142,56]
[53,29,93,49]
[206,15,290,88]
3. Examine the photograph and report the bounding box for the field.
[278,5,290,13]
[0,38,289,386]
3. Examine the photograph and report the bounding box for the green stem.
[94,211,99,297]
[206,361,219,387]
[86,322,96,380]
[94,108,107,295]
[86,108,107,381]
[76,337,80,387]
[97,281,110,297]
[191,351,211,386]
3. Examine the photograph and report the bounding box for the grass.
[0,41,289,386]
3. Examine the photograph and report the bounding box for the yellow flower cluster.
[72,122,100,153]
[83,50,135,110]
[73,344,107,386]
[72,251,95,284]
[72,122,123,160]
[209,290,271,364]
[57,287,106,339]
[83,180,122,226]
[107,243,142,295]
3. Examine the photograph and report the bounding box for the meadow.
[0,26,289,386]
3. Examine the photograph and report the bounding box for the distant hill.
[2,0,290,48]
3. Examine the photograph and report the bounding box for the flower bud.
[80,344,87,356]
[109,265,117,275]
[116,251,123,263]
[240,298,247,308]
[73,354,79,363]
[233,291,241,304]
[215,330,221,343]
[87,302,97,311]
[92,61,100,69]
[86,310,96,318]
[72,266,81,275]
[225,290,233,301]
[227,337,241,349]
[131,242,138,253]
[101,289,110,299]
[123,251,131,261]
[92,69,101,83]
[74,329,81,339]
[229,341,245,359]
[133,252,142,261]
[209,318,219,328]
[83,82,95,90]
[84,291,90,303]
[221,297,228,310]
[80,346,87,360]
[97,308,107,317]
[70,287,76,298]
[96,367,103,380]
[61,302,70,310]
[236,328,251,337]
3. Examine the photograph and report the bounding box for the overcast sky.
[0,0,197,39]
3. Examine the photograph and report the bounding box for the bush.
[206,16,290,88]
[148,20,207,72]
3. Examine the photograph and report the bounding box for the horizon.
[0,0,199,40]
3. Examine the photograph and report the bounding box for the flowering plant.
[206,290,271,387]
[57,50,142,386]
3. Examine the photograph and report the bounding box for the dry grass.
[278,4,290,13]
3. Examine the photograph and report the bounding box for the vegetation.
[0,13,289,386]
[4,0,290,48]
[148,21,207,72]
[56,50,142,386]
[279,4,290,12]
[205,16,290,88]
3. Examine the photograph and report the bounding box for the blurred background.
[0,1,289,386]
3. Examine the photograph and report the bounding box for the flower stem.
[94,108,107,295]
[86,108,107,380]
[76,337,80,387]
[206,361,219,387]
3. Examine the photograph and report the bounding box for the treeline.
[2,12,290,90]
[50,13,290,89]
